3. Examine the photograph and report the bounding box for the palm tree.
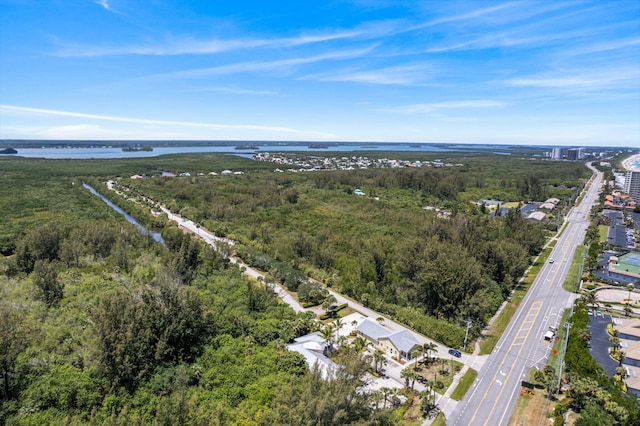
[387,387,400,407]
[411,349,422,370]
[619,351,626,366]
[423,342,438,365]
[581,291,599,309]
[401,368,419,391]
[352,336,367,355]
[401,368,412,389]
[320,323,334,354]
[321,294,337,314]
[372,349,387,373]
[610,336,620,352]
[333,318,344,342]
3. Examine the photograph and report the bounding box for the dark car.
[448,349,462,358]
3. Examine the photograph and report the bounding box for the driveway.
[587,312,619,377]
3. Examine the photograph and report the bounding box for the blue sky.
[0,0,638,146]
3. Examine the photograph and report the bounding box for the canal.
[83,182,166,246]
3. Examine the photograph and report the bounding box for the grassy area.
[412,358,464,395]
[431,412,446,426]
[508,388,553,426]
[479,248,553,355]
[548,309,572,373]
[449,368,478,400]
[598,224,609,243]
[562,245,587,292]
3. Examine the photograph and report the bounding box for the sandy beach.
[622,153,640,171]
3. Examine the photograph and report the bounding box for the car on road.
[549,259,554,264]
[448,349,462,358]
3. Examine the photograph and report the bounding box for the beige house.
[356,319,421,360]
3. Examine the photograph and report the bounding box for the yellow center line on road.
[468,301,542,425]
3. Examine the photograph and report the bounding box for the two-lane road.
[450,163,603,425]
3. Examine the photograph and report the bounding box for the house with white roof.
[287,331,339,379]
[356,319,421,360]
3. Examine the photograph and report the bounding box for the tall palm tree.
[333,318,344,342]
[401,368,412,389]
[411,349,422,370]
[320,323,334,353]
[372,349,387,373]
[423,342,438,365]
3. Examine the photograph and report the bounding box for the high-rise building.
[551,147,561,160]
[625,170,640,203]
[567,148,584,161]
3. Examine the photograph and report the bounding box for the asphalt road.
[449,163,604,426]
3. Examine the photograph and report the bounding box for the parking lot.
[587,312,619,377]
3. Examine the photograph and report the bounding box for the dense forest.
[122,153,589,346]
[0,155,399,425]
[0,150,597,424]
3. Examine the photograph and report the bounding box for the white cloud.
[505,68,640,89]
[302,63,430,85]
[0,105,334,138]
[54,28,367,57]
[183,86,276,95]
[153,46,376,80]
[388,100,506,113]
[95,0,110,11]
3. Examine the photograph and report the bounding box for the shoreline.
[622,153,640,171]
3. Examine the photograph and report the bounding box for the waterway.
[0,142,500,159]
[82,182,165,246]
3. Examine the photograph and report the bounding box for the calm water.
[1,142,471,159]
[83,182,165,246]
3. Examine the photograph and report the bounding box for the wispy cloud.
[183,86,276,95]
[505,68,640,89]
[95,0,110,11]
[0,105,334,138]
[302,63,430,85]
[153,46,376,80]
[54,28,366,57]
[94,0,129,18]
[387,100,506,113]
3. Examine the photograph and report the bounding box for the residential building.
[287,332,339,379]
[356,319,422,360]
[567,148,584,161]
[625,170,640,203]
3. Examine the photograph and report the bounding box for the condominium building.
[625,170,640,203]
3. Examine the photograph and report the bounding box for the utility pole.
[556,304,574,397]
[463,320,473,352]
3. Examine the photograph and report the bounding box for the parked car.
[596,310,603,317]
[448,349,462,358]
[587,309,593,316]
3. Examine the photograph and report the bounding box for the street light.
[628,284,634,308]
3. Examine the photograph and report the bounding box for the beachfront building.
[625,170,640,203]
